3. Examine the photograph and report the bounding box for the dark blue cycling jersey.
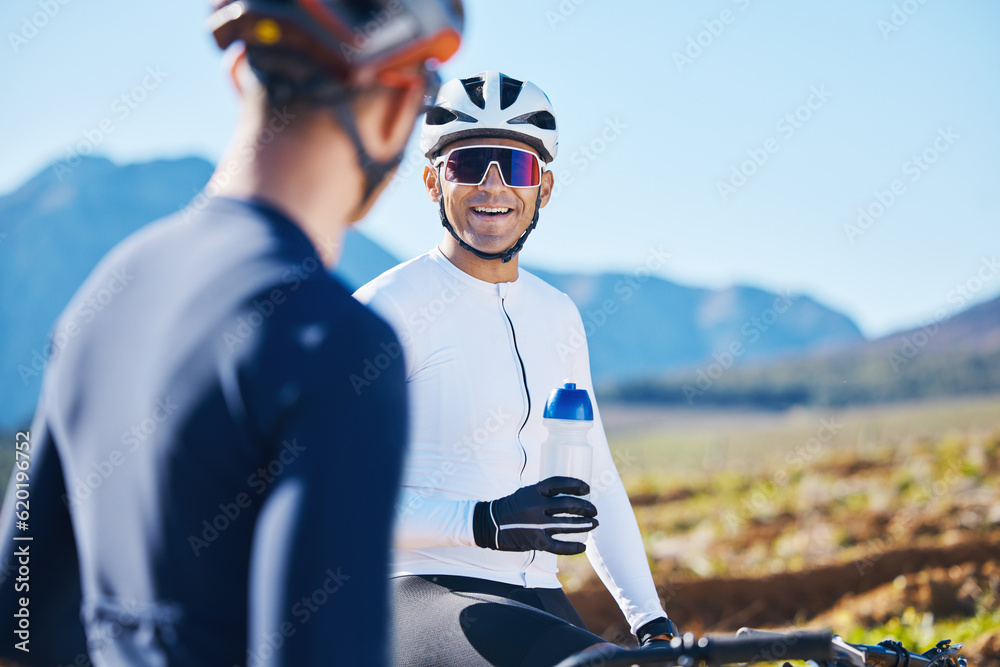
[0,196,407,666]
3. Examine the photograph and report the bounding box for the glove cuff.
[636,617,679,646]
[472,501,496,549]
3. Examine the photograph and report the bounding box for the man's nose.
[478,163,507,192]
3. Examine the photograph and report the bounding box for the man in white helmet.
[354,71,677,666]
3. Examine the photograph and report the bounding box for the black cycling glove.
[636,617,679,647]
[472,476,598,556]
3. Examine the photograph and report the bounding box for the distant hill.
[2,155,880,427]
[607,294,1000,409]
[867,295,1000,356]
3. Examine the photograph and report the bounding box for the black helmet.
[208,0,464,86]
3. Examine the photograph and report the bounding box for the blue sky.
[3,0,998,337]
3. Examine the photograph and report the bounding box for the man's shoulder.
[517,268,579,316]
[87,196,309,279]
[354,251,440,304]
[276,271,389,342]
[254,274,402,384]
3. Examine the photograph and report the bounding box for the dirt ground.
[571,538,999,629]
[566,425,1000,666]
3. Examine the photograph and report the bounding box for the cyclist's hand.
[637,617,679,648]
[472,476,598,555]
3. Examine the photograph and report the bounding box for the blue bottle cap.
[543,381,593,421]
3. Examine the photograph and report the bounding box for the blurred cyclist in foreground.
[0,1,462,665]
[355,70,678,666]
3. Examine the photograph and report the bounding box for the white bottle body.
[539,417,594,544]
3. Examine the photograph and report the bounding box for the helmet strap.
[253,62,405,217]
[436,166,542,264]
[330,101,405,215]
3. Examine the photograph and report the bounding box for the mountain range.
[1,156,995,427]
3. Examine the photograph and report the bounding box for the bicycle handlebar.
[556,628,967,667]
[554,629,834,667]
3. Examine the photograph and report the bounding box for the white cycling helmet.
[420,70,558,162]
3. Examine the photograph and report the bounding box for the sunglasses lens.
[443,147,540,187]
[445,148,490,184]
[500,149,541,187]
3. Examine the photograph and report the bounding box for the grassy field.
[598,392,1000,475]
[563,394,1000,665]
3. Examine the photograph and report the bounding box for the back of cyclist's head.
[208,0,464,112]
[208,0,464,208]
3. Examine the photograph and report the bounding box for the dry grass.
[563,395,1000,665]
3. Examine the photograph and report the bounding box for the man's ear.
[423,164,441,202]
[358,77,426,162]
[538,169,555,209]
[226,44,251,97]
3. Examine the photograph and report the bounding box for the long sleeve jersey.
[0,197,407,666]
[354,247,666,633]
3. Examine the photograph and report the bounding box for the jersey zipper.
[500,293,535,578]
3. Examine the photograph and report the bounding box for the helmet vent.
[425,107,457,125]
[507,110,556,131]
[425,106,478,125]
[499,74,524,110]
[460,76,486,109]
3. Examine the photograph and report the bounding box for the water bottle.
[539,381,594,544]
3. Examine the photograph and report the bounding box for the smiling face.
[424,136,554,282]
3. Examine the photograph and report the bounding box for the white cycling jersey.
[354,247,667,633]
